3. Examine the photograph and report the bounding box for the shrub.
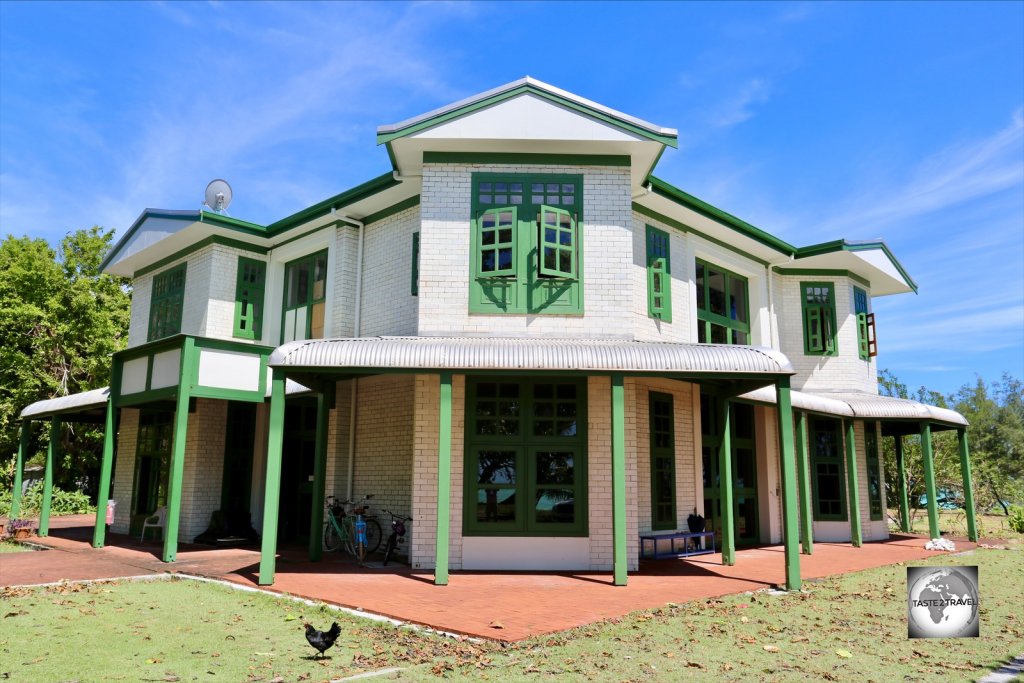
[1008,506,1024,534]
[0,482,95,517]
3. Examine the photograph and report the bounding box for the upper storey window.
[282,250,327,343]
[234,257,266,341]
[646,226,672,322]
[853,286,876,361]
[470,174,582,315]
[148,264,186,342]
[801,282,837,356]
[696,260,749,344]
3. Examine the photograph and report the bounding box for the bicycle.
[381,509,413,566]
[323,495,382,560]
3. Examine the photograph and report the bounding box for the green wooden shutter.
[234,257,266,340]
[856,312,869,360]
[538,205,576,279]
[411,232,420,296]
[646,225,671,321]
[805,306,823,353]
[477,207,517,277]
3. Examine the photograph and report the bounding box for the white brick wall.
[774,274,878,393]
[418,163,635,337]
[178,398,227,541]
[110,408,139,533]
[359,207,420,337]
[331,227,359,338]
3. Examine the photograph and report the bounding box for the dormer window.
[470,174,582,315]
[801,282,837,356]
[147,263,187,342]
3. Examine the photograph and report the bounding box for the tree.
[0,227,131,495]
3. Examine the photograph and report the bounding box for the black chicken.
[304,621,341,659]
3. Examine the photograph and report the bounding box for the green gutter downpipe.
[39,418,59,536]
[795,411,813,555]
[957,429,978,542]
[435,373,453,586]
[895,436,911,533]
[259,370,287,585]
[775,378,801,591]
[844,420,862,547]
[920,423,940,539]
[718,397,735,566]
[11,421,30,518]
[93,401,116,548]
[308,386,333,562]
[611,375,628,585]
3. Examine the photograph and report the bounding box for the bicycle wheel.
[323,521,341,552]
[382,535,396,566]
[342,520,358,558]
[364,518,383,555]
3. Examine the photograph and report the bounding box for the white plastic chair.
[140,506,167,542]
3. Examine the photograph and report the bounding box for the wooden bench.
[640,531,715,559]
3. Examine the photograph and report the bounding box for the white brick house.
[15,78,979,590]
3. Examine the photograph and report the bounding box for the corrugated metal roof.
[268,337,795,376]
[738,387,968,427]
[20,387,110,420]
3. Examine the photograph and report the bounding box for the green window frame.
[810,417,847,521]
[865,421,883,520]
[854,286,876,360]
[696,260,749,344]
[801,282,837,355]
[649,392,676,530]
[469,174,583,315]
[411,232,420,296]
[646,226,672,321]
[464,377,588,536]
[281,250,328,343]
[233,257,266,340]
[147,263,187,341]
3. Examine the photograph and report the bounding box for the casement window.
[147,264,187,341]
[464,378,587,536]
[646,226,672,321]
[469,174,583,314]
[649,392,676,530]
[865,421,883,520]
[810,417,847,521]
[854,286,876,361]
[801,282,837,355]
[281,250,327,343]
[696,260,750,344]
[411,232,420,296]
[233,257,266,340]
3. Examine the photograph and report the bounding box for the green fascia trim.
[632,202,771,267]
[265,172,400,235]
[423,152,631,167]
[378,83,679,149]
[115,387,178,407]
[198,211,266,233]
[646,176,796,256]
[774,268,871,289]
[362,194,421,226]
[133,235,268,279]
[794,240,918,294]
[189,386,266,403]
[100,210,198,272]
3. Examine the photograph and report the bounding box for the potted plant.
[8,518,36,540]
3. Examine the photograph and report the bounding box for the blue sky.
[1,1,1021,396]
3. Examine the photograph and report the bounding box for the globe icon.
[908,567,979,638]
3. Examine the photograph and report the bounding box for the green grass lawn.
[1,540,1020,682]
[0,540,33,553]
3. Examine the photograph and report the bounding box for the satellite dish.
[203,179,233,214]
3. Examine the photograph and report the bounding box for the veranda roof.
[20,387,110,422]
[268,336,795,378]
[738,387,968,430]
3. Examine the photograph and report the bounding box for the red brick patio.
[1,515,974,641]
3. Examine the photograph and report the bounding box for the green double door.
[701,396,759,546]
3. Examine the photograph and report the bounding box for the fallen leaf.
[740,616,749,623]
[284,615,297,621]
[489,621,505,629]
[836,649,852,659]
[763,645,780,653]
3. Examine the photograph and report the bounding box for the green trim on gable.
[198,211,266,234]
[774,268,871,289]
[646,176,796,256]
[362,194,421,226]
[133,235,269,279]
[795,239,918,293]
[379,83,678,148]
[264,172,401,235]
[632,202,771,267]
[423,152,631,167]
